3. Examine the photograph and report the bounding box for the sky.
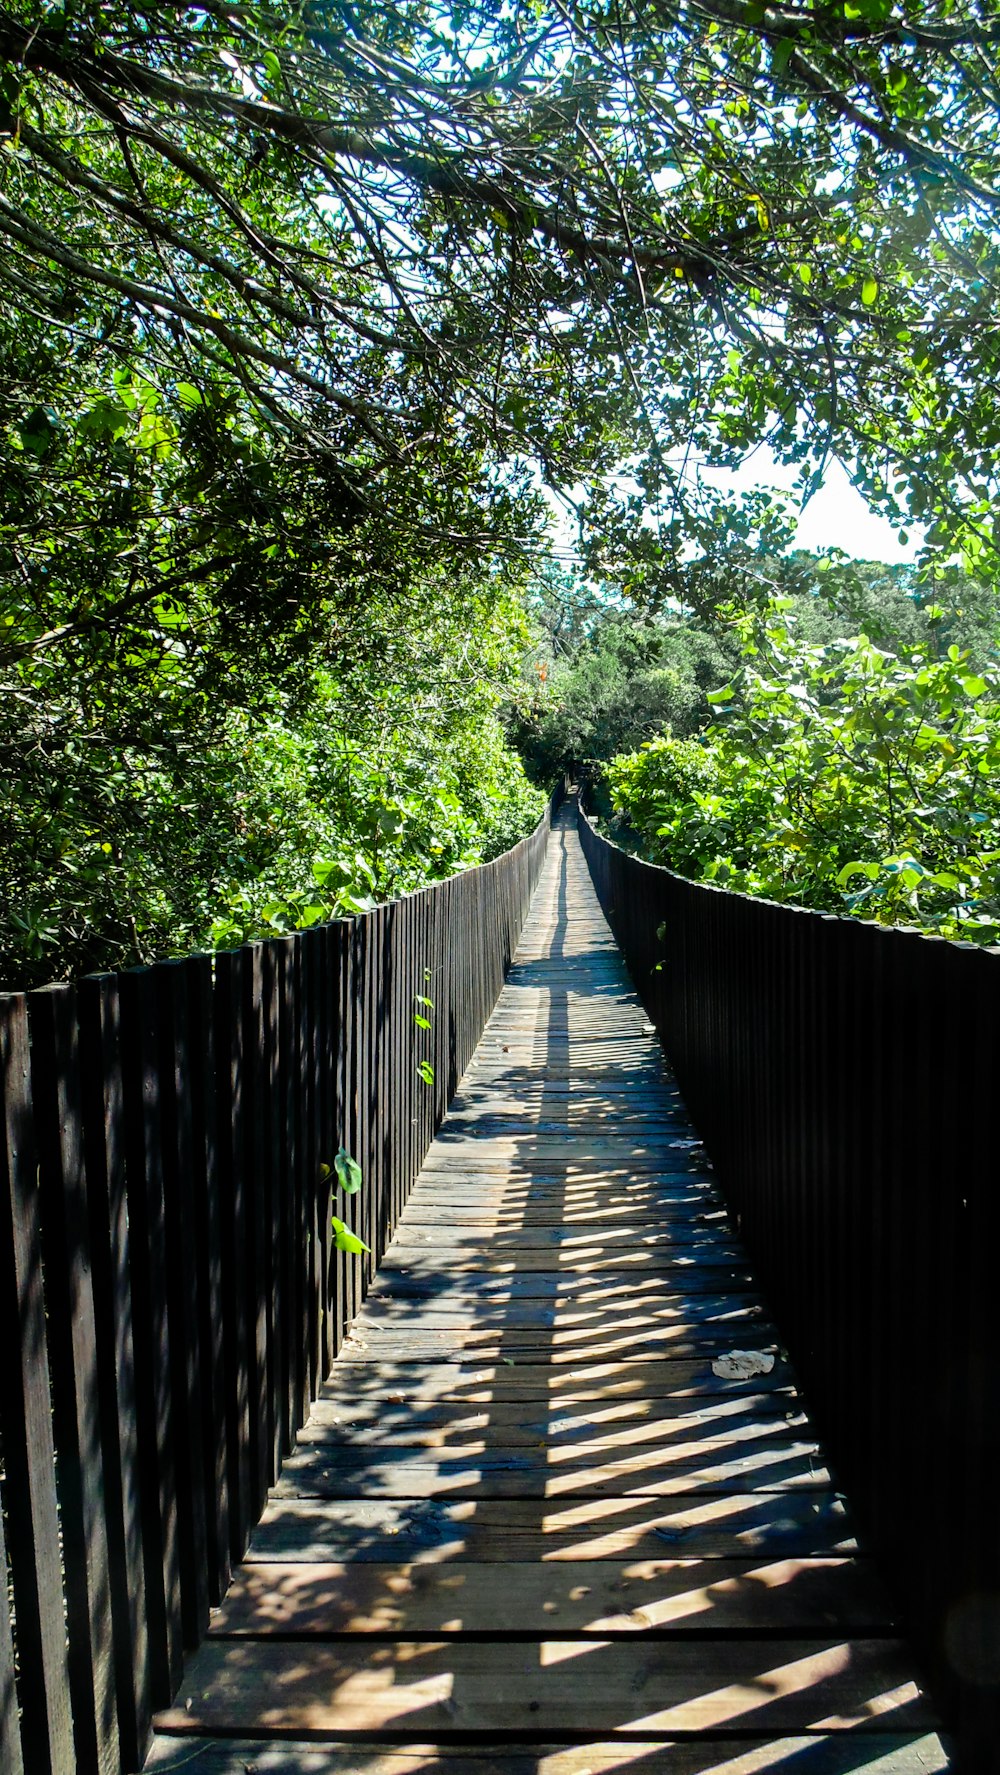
[543,450,924,572]
[701,448,923,564]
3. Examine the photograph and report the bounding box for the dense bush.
[607,608,1000,943]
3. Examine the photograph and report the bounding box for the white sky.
[542,450,922,570]
[701,448,923,564]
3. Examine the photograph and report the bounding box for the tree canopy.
[4,0,1000,587]
[6,0,1000,981]
[607,603,1000,942]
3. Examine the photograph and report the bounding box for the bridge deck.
[147,806,949,1773]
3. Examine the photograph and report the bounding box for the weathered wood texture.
[150,806,950,1775]
[579,798,1000,1770]
[0,800,554,1775]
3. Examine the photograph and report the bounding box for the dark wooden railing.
[578,801,1000,1770]
[0,794,557,1775]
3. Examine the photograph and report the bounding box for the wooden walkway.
[147,805,949,1774]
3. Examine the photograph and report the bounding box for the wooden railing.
[0,793,557,1775]
[578,801,1000,1770]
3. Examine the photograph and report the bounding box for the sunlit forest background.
[5,0,1000,986]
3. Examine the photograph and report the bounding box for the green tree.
[608,606,1000,942]
[0,306,543,986]
[4,1,1000,578]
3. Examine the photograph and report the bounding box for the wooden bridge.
[141,807,948,1774]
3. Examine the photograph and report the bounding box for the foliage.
[512,600,736,784]
[607,608,1000,943]
[508,553,1000,788]
[0,304,544,986]
[332,1148,367,1254]
[9,0,1000,979]
[4,0,1000,582]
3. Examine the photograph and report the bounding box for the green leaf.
[962,676,988,698]
[334,1146,363,1195]
[20,405,59,457]
[417,1059,435,1086]
[861,277,878,306]
[331,1215,368,1255]
[413,1013,431,1028]
[836,861,880,886]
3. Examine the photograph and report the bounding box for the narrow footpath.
[148,803,949,1775]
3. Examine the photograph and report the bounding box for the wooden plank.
[390,1222,732,1249]
[271,1444,827,1501]
[210,1555,891,1637]
[388,1228,742,1256]
[368,1268,757,1302]
[248,1491,857,1563]
[0,995,74,1775]
[144,1734,954,1774]
[377,1244,744,1275]
[144,802,941,1771]
[338,1327,779,1365]
[397,1204,728,1229]
[416,1161,713,1179]
[156,1636,935,1736]
[402,1183,720,1204]
[317,1354,797,1403]
[352,1294,767,1329]
[304,1388,798,1437]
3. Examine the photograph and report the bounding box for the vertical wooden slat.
[349,917,365,1313]
[29,984,118,1775]
[184,955,229,1608]
[0,993,74,1775]
[78,972,150,1768]
[374,905,390,1268]
[211,952,251,1565]
[339,919,356,1342]
[319,924,338,1375]
[118,967,183,1708]
[255,951,280,1476]
[241,944,270,1518]
[260,943,282,1478]
[300,930,319,1399]
[294,932,311,1429]
[364,912,377,1291]
[155,963,210,1650]
[0,1480,24,1775]
[274,936,297,1446]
